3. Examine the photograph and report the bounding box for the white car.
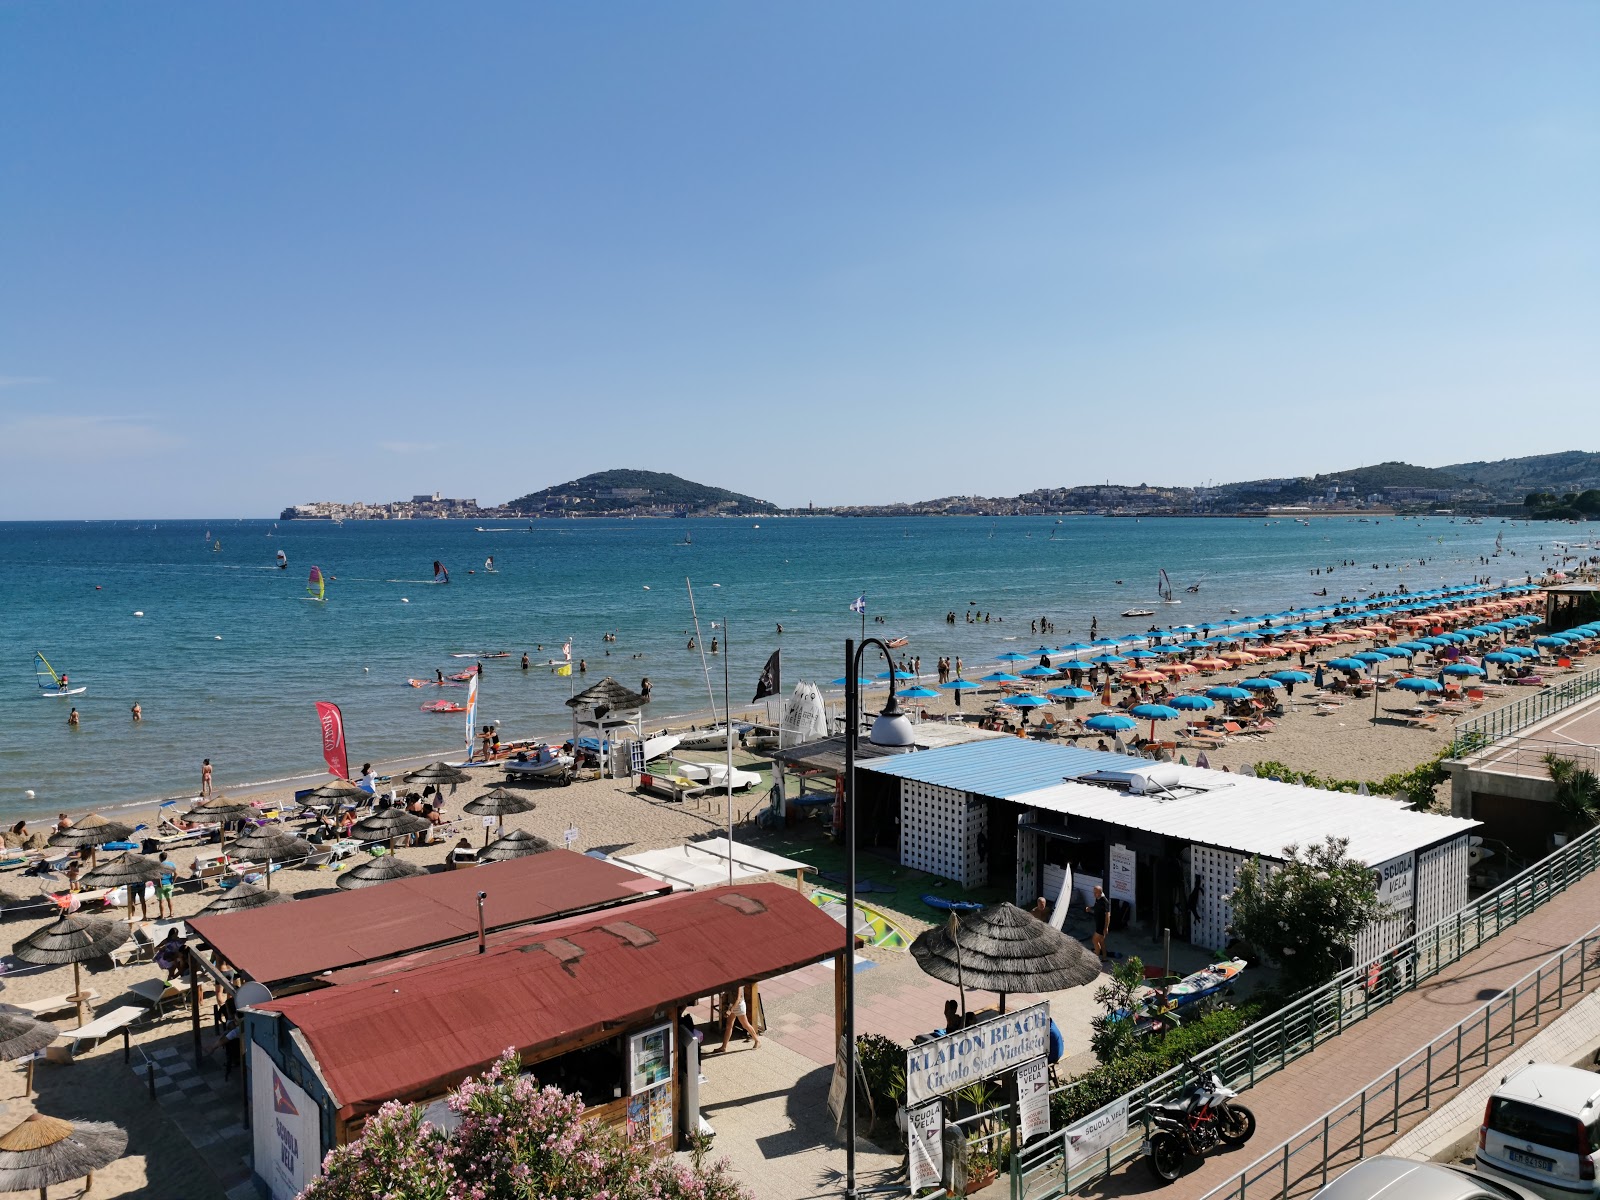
[1476,1063,1600,1199]
[1312,1156,1542,1199]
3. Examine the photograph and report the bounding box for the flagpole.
[724,617,734,886]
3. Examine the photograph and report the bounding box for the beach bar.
[238,883,844,1198]
[863,739,1479,964]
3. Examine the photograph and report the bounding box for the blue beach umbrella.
[1442,662,1487,677]
[1482,651,1520,665]
[830,677,874,687]
[1176,641,1209,653]
[1027,646,1055,656]
[1089,654,1127,665]
[1353,651,1392,664]
[1018,666,1057,678]
[1090,638,1121,647]
[1395,676,1443,694]
[1271,670,1313,684]
[1002,694,1051,709]
[1124,648,1160,659]
[1169,694,1213,711]
[1129,703,1182,739]
[941,679,981,690]
[996,652,1032,664]
[898,687,940,700]
[1240,677,1283,691]
[1046,686,1095,701]
[1084,713,1137,732]
[1205,686,1251,701]
[1057,642,1091,653]
[1397,642,1433,654]
[1534,636,1568,648]
[981,672,1022,683]
[876,669,917,681]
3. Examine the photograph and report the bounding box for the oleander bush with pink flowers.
[299,1050,749,1200]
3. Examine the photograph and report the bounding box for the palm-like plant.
[1543,753,1600,831]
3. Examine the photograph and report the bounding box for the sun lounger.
[61,1005,144,1056]
[14,991,98,1017]
[128,977,191,1016]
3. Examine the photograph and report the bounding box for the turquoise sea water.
[0,515,1557,816]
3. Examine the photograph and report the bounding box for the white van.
[1477,1063,1600,1199]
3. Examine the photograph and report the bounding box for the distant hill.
[1441,451,1600,497]
[505,469,776,516]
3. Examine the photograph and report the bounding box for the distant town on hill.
[279,453,1600,521]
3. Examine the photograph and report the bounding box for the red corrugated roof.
[259,883,843,1116]
[190,852,668,985]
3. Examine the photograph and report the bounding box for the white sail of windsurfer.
[1158,568,1180,604]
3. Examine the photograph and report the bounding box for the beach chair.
[128,977,191,1017]
[14,992,98,1018]
[57,1005,144,1057]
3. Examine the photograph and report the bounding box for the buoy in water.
[214,635,222,641]
[401,598,410,603]
[134,611,144,617]
[24,790,36,801]
[642,586,650,590]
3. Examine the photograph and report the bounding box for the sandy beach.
[1,586,1578,1196]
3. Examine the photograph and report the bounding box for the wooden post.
[190,954,203,1069]
[834,951,847,1041]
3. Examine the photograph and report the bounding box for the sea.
[0,514,1564,820]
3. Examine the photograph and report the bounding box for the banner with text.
[1062,1096,1127,1170]
[313,702,348,780]
[905,1002,1050,1105]
[907,1100,944,1191]
[1108,844,1136,905]
[251,1043,321,1200]
[1016,1056,1051,1141]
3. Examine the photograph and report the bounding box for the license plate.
[1507,1148,1555,1171]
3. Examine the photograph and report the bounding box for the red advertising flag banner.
[315,701,349,779]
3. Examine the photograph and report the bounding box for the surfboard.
[809,889,910,950]
[41,687,88,697]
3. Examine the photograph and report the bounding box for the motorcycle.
[1143,1055,1256,1184]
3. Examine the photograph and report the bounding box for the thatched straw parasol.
[199,882,293,915]
[12,916,130,1028]
[0,1112,127,1198]
[46,815,134,870]
[0,1007,61,1095]
[478,828,554,863]
[336,854,428,890]
[226,824,312,890]
[79,853,166,921]
[910,902,1101,1013]
[184,796,258,826]
[349,808,430,845]
[403,762,470,788]
[304,779,370,807]
[463,789,536,843]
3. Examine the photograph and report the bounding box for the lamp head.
[868,690,916,752]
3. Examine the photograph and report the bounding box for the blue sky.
[3,2,1597,517]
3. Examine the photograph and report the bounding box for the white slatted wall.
[1189,844,1248,952]
[1415,836,1470,934]
[902,780,986,887]
[1016,811,1040,906]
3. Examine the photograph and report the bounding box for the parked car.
[1476,1063,1600,1199]
[1313,1156,1544,1199]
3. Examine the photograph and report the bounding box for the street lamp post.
[842,637,916,1199]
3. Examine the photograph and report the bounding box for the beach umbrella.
[185,796,258,824]
[1251,645,1289,660]
[1057,643,1091,653]
[1089,654,1127,665]
[1395,676,1444,693]
[349,808,430,845]
[1327,657,1367,671]
[829,676,874,687]
[46,814,135,869]
[228,823,313,890]
[1534,636,1570,648]
[79,852,166,921]
[1443,662,1487,677]
[1505,645,1539,658]
[305,778,371,807]
[940,679,980,690]
[1191,657,1232,670]
[337,853,429,890]
[1001,694,1051,709]
[1397,642,1433,654]
[1120,670,1166,685]
[1175,641,1209,652]
[1017,666,1057,678]
[875,669,917,681]
[1058,660,1091,672]
[0,1008,58,1064]
[1353,650,1392,664]
[897,686,940,700]
[199,881,293,915]
[1205,686,1251,701]
[404,761,472,787]
[478,828,555,863]
[1085,713,1137,733]
[1123,649,1159,660]
[1129,703,1181,740]
[910,903,1101,1009]
[1169,694,1213,711]
[12,915,130,1027]
[1270,670,1313,684]
[1219,651,1258,663]
[1239,677,1282,692]
[464,787,536,841]
[0,1113,127,1198]
[995,652,1031,664]
[1046,686,1094,701]
[980,672,1022,684]
[1027,646,1055,656]
[1482,651,1520,665]
[1157,662,1198,677]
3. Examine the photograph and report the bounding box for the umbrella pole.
[948,913,967,1021]
[73,961,86,1028]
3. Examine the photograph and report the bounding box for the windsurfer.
[58,673,69,693]
[436,669,444,684]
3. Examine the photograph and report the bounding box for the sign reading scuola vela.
[905,1003,1051,1105]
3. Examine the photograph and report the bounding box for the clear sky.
[3,3,1597,517]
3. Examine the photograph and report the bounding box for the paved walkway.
[1059,868,1600,1199]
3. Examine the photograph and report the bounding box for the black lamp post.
[842,637,916,1199]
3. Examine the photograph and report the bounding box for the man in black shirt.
[1088,885,1111,962]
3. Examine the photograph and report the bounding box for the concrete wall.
[1447,761,1562,862]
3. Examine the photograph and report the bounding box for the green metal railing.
[1449,664,1600,755]
[1197,926,1600,1200]
[1010,819,1600,1200]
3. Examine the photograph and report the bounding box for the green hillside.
[1441,451,1600,497]
[506,469,776,515]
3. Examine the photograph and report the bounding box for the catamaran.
[34,652,86,697]
[305,566,326,603]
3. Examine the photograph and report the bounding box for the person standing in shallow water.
[201,758,213,799]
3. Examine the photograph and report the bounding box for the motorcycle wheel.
[1219,1104,1256,1147]
[1146,1132,1185,1184]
